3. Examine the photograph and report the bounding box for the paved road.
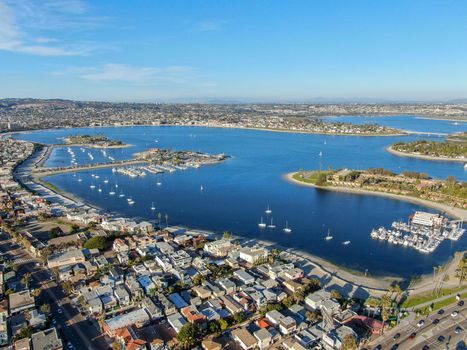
[0,231,111,349]
[367,301,466,350]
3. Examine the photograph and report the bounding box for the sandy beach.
[284,172,467,221]
[387,145,467,163]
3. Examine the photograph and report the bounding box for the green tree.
[330,289,342,301]
[305,310,320,322]
[83,236,108,250]
[233,312,246,324]
[176,323,201,348]
[21,272,32,289]
[208,321,220,335]
[48,227,62,239]
[40,303,51,315]
[112,341,123,350]
[341,334,358,350]
[16,326,33,340]
[282,295,295,308]
[219,319,229,331]
[62,280,74,294]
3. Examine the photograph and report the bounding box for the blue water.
[14,117,467,277]
[325,115,467,135]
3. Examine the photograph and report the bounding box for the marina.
[371,211,465,253]
[14,123,467,277]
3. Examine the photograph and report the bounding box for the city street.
[0,231,111,349]
[368,301,466,350]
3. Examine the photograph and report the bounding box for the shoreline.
[387,145,467,163]
[5,123,407,139]
[284,172,467,221]
[61,142,132,149]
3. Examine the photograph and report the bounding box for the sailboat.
[109,187,116,195]
[118,191,125,198]
[90,184,96,189]
[464,163,467,170]
[98,186,102,193]
[268,218,276,229]
[325,229,333,241]
[319,151,323,157]
[258,217,266,228]
[200,185,204,191]
[283,221,292,233]
[77,176,82,182]
[265,205,272,215]
[103,178,109,184]
[342,240,351,245]
[150,202,156,210]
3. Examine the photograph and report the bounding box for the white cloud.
[0,0,108,56]
[68,64,195,85]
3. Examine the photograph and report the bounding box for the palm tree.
[21,273,32,289]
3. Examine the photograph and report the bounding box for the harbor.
[371,211,465,253]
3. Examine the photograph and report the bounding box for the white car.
[451,311,459,317]
[417,320,425,327]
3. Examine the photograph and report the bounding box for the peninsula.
[287,168,467,220]
[63,134,129,148]
[388,138,467,162]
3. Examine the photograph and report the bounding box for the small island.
[388,138,467,162]
[64,134,129,148]
[287,168,467,219]
[113,148,229,177]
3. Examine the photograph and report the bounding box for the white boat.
[342,240,351,245]
[103,179,109,184]
[98,186,102,192]
[268,218,276,229]
[325,229,333,241]
[283,221,292,233]
[151,202,156,210]
[109,188,115,195]
[95,175,100,179]
[200,185,204,191]
[258,217,266,228]
[128,200,135,205]
[90,184,96,189]
[77,177,82,182]
[265,204,272,215]
[464,163,467,170]
[156,181,162,186]
[119,192,125,198]
[319,151,323,157]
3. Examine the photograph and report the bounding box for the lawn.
[402,286,467,308]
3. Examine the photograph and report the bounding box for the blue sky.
[1,0,467,102]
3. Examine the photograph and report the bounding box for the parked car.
[417,320,425,327]
[393,333,401,340]
[409,332,417,339]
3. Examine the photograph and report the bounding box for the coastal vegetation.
[447,131,467,143]
[64,134,127,147]
[291,168,467,209]
[391,139,467,160]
